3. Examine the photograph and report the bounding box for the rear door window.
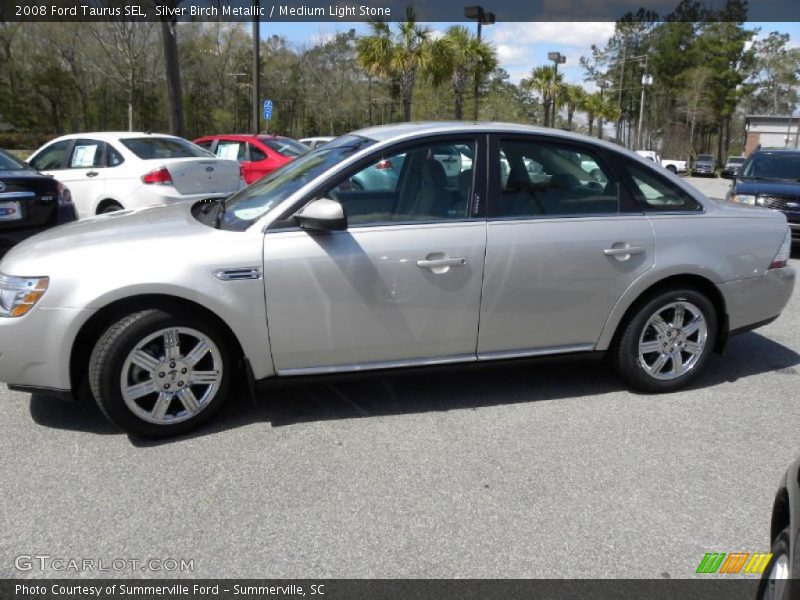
[215,140,248,162]
[492,139,619,218]
[68,139,105,168]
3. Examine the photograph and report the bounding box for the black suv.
[0,148,77,258]
[728,149,800,242]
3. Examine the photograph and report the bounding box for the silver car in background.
[0,123,795,437]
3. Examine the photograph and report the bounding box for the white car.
[635,150,687,175]
[28,133,242,219]
[298,136,335,149]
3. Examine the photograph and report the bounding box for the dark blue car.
[728,149,800,242]
[0,148,78,258]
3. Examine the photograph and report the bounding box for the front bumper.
[0,305,95,392]
[719,266,796,332]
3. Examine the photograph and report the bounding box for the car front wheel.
[89,309,233,437]
[614,288,717,392]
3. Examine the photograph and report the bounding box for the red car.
[193,134,309,185]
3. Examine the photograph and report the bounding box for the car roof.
[752,147,800,154]
[48,132,182,143]
[350,121,637,154]
[194,134,286,142]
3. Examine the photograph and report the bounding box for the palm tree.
[598,96,621,140]
[581,92,604,136]
[559,84,586,131]
[442,25,497,120]
[356,8,451,122]
[521,66,564,127]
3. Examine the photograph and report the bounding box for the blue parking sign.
[263,100,273,120]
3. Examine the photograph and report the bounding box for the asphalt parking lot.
[1,255,798,580]
[683,174,733,201]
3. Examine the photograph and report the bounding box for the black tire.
[757,527,792,600]
[98,201,123,214]
[614,288,717,393]
[666,165,677,175]
[89,309,234,437]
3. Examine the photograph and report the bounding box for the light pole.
[547,51,566,128]
[464,5,495,121]
[637,73,653,150]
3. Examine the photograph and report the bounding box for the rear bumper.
[719,266,796,332]
[0,205,77,257]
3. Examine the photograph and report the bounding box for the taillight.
[374,159,393,170]
[141,166,172,185]
[769,230,791,269]
[56,181,73,207]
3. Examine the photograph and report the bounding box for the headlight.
[730,194,758,206]
[0,274,49,318]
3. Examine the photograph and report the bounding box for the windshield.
[120,137,212,159]
[261,137,309,158]
[696,154,713,161]
[219,134,375,231]
[0,149,29,171]
[727,157,745,164]
[740,152,800,181]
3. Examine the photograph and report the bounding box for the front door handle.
[604,244,645,260]
[86,171,99,177]
[416,255,467,274]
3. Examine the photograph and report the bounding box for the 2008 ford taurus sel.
[0,123,795,437]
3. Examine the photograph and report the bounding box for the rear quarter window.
[624,161,703,212]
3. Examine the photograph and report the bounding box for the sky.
[259,20,800,90]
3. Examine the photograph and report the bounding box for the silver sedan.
[0,123,795,437]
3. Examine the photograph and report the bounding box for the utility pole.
[252,0,260,134]
[617,45,626,144]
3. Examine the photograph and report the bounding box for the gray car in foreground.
[0,123,795,437]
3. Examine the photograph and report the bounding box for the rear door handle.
[416,255,468,274]
[86,171,99,177]
[417,257,467,268]
[604,244,645,260]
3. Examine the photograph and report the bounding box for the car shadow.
[28,331,800,445]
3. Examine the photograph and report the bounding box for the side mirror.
[294,198,347,232]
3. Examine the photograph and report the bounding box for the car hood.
[733,179,800,197]
[0,202,231,275]
[0,200,264,310]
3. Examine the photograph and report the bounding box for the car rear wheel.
[666,165,677,174]
[757,527,791,600]
[89,309,233,437]
[98,201,123,214]
[614,288,717,392]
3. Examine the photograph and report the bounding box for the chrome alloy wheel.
[637,301,708,381]
[762,554,789,600]
[120,327,223,425]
